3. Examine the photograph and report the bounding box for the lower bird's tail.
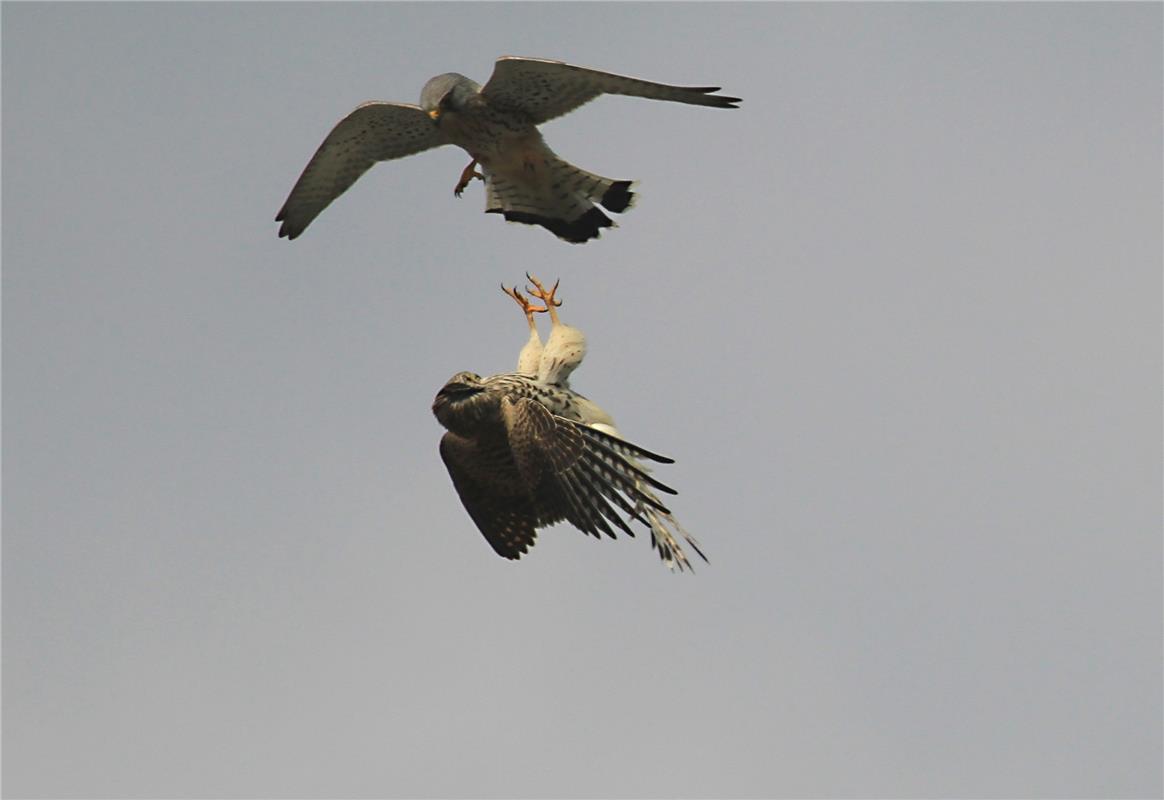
[483,155,635,244]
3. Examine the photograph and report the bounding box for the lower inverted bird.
[276,56,741,243]
[433,276,707,570]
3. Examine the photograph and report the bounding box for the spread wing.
[276,102,448,239]
[480,56,742,125]
[439,395,681,561]
[439,429,544,560]
[502,397,677,543]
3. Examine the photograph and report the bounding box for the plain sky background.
[3,2,1161,798]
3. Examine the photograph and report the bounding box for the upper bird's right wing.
[276,102,448,239]
[481,56,741,125]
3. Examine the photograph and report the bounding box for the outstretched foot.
[501,283,546,331]
[524,273,562,325]
[454,159,484,197]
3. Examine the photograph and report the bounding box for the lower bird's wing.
[501,397,675,543]
[439,431,542,559]
[481,56,741,125]
[439,395,688,562]
[276,102,448,239]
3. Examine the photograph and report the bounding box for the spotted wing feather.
[503,398,678,539]
[438,431,542,559]
[276,102,447,239]
[481,56,742,125]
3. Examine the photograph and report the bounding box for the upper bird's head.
[432,371,491,433]
[420,73,480,124]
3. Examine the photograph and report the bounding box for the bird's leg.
[524,274,562,325]
[454,159,485,197]
[501,284,545,332]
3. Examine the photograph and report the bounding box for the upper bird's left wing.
[480,56,741,125]
[276,102,448,239]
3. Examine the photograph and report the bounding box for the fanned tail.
[483,155,636,244]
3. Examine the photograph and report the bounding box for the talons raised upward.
[501,283,546,328]
[524,274,562,324]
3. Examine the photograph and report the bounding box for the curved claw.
[524,274,562,323]
[454,159,484,197]
[501,283,545,326]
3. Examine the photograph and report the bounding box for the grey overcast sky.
[3,2,1161,798]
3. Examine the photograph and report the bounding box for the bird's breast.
[477,131,550,178]
[440,108,539,162]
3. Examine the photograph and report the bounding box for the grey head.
[420,73,482,115]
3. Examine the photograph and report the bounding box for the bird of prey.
[433,276,707,570]
[276,56,741,243]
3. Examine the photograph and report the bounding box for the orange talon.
[454,159,484,197]
[524,274,562,324]
[501,283,546,328]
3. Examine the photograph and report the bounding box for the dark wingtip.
[694,87,742,108]
[275,208,303,239]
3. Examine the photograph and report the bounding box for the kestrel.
[276,56,741,243]
[433,276,707,570]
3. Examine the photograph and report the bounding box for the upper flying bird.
[276,56,741,244]
[433,276,707,570]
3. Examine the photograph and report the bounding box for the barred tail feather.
[483,156,636,244]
